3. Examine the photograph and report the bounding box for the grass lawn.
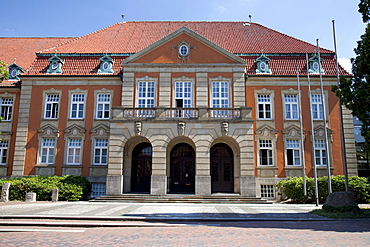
[310,208,370,219]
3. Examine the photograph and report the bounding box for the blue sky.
[1,0,365,71]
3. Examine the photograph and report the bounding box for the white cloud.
[338,57,352,73]
[215,3,228,14]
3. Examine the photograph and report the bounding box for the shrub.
[0,175,91,201]
[276,175,370,203]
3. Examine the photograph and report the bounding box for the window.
[257,94,271,119]
[175,82,192,108]
[211,81,230,117]
[259,140,273,166]
[44,94,59,119]
[314,139,327,166]
[91,183,106,197]
[70,94,85,119]
[260,185,274,198]
[286,140,300,166]
[311,94,323,120]
[138,81,155,108]
[93,139,108,165]
[96,94,111,119]
[40,138,55,164]
[0,98,13,121]
[67,139,81,165]
[0,141,8,165]
[284,95,298,120]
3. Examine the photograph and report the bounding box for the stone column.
[150,139,167,195]
[194,135,212,196]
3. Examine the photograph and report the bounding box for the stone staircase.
[90,194,272,204]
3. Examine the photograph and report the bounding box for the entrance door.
[131,143,152,193]
[170,143,195,193]
[211,143,234,193]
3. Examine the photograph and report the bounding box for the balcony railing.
[113,106,252,121]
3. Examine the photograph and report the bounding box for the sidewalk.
[0,201,329,225]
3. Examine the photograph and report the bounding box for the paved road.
[0,201,325,221]
[0,220,369,246]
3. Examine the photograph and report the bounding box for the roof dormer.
[47,55,64,74]
[308,53,324,74]
[255,53,271,74]
[98,55,114,74]
[8,62,24,80]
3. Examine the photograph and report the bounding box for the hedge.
[276,175,370,203]
[0,175,91,201]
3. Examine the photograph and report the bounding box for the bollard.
[25,193,36,202]
[1,183,10,202]
[52,188,59,202]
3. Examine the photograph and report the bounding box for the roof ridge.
[38,22,123,54]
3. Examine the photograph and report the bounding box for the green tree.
[0,60,8,82]
[332,1,370,145]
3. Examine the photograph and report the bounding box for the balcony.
[112,106,252,122]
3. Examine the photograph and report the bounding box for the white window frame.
[137,81,155,108]
[66,138,82,165]
[259,140,273,166]
[260,184,275,198]
[40,138,55,164]
[314,139,327,166]
[91,183,106,197]
[93,139,108,165]
[0,141,9,165]
[257,94,272,120]
[0,98,13,121]
[211,81,229,108]
[175,81,192,108]
[284,94,298,120]
[44,94,59,119]
[96,93,111,119]
[70,93,85,119]
[286,139,301,166]
[311,94,323,120]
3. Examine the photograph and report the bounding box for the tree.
[332,1,370,145]
[0,60,8,82]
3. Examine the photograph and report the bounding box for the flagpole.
[316,39,333,194]
[296,63,307,198]
[332,19,349,192]
[306,53,319,206]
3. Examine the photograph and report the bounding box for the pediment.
[122,26,246,65]
[91,124,110,137]
[64,124,86,137]
[312,125,332,137]
[255,125,278,137]
[38,124,60,137]
[282,125,303,137]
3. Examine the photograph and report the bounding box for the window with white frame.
[260,184,274,198]
[93,139,108,165]
[311,94,323,120]
[257,94,272,119]
[44,94,59,119]
[284,95,298,120]
[67,139,82,165]
[0,141,8,165]
[91,183,106,197]
[70,94,85,119]
[314,139,327,166]
[212,81,229,108]
[175,81,192,108]
[96,93,111,119]
[259,140,273,166]
[40,138,55,164]
[137,81,155,108]
[286,139,300,166]
[0,98,13,121]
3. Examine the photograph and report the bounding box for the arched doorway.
[131,143,152,193]
[170,143,195,193]
[211,143,234,193]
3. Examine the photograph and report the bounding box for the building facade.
[0,21,357,198]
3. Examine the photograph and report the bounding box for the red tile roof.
[0,37,72,86]
[39,22,333,54]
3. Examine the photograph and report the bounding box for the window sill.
[68,118,85,121]
[42,118,58,121]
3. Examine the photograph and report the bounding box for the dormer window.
[98,55,114,74]
[308,53,324,74]
[47,55,64,74]
[255,53,271,74]
[8,63,24,80]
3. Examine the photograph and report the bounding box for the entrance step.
[90,194,271,204]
